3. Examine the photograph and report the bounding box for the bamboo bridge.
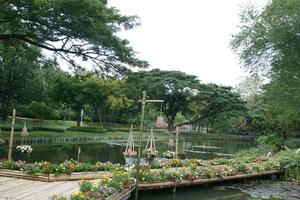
[0,168,281,200]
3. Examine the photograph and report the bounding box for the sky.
[108,0,267,87]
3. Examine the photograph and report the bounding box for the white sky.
[108,0,267,86]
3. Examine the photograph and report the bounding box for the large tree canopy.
[231,0,300,78]
[231,0,300,137]
[0,0,147,75]
[182,84,247,133]
[125,69,199,132]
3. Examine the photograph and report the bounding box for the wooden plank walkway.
[0,177,79,200]
[138,170,281,190]
[0,169,112,182]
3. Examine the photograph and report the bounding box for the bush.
[257,133,284,152]
[0,125,33,132]
[284,138,300,149]
[68,126,105,133]
[32,127,65,133]
[276,148,300,182]
[79,180,93,193]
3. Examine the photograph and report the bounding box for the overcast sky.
[108,0,267,87]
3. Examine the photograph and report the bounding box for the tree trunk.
[109,109,114,123]
[282,131,287,140]
[97,107,104,128]
[197,124,201,133]
[167,118,175,134]
[76,114,81,127]
[206,122,209,133]
[210,120,214,133]
[63,106,67,122]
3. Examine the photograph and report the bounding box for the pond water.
[139,180,300,200]
[0,137,253,163]
[140,186,250,200]
[1,137,297,200]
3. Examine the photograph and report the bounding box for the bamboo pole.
[8,109,16,161]
[135,90,146,200]
[175,126,179,159]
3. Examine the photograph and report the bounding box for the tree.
[125,69,200,132]
[182,84,247,133]
[83,76,107,127]
[231,0,300,137]
[0,0,147,75]
[231,0,300,77]
[50,74,86,127]
[28,101,53,126]
[0,42,51,119]
[235,74,263,101]
[261,77,300,138]
[105,79,133,123]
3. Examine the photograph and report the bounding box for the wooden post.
[175,126,179,159]
[77,146,81,163]
[135,92,164,200]
[135,90,146,200]
[8,109,16,161]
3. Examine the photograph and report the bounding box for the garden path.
[0,177,79,200]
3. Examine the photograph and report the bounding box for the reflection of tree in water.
[0,138,254,163]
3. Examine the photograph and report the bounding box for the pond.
[140,186,250,200]
[0,137,253,163]
[139,180,300,200]
[1,137,297,200]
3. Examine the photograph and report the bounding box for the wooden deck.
[0,169,112,182]
[0,177,133,200]
[0,177,79,200]
[0,170,281,199]
[138,170,281,190]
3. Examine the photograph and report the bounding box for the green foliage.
[50,194,67,200]
[231,0,300,136]
[0,125,33,132]
[0,0,147,75]
[185,83,247,134]
[28,101,53,123]
[284,138,300,149]
[257,134,284,152]
[125,69,200,131]
[0,160,120,176]
[0,43,51,119]
[79,180,93,193]
[68,126,105,133]
[1,161,18,170]
[276,148,300,181]
[32,127,65,133]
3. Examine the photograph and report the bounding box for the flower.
[16,145,33,155]
[162,151,175,159]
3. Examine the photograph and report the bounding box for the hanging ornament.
[123,124,137,166]
[143,127,158,163]
[156,103,167,128]
[21,120,28,137]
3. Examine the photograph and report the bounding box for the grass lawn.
[1,119,76,129]
[1,129,169,139]
[0,119,169,139]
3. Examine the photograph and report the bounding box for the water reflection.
[0,138,253,163]
[140,186,250,200]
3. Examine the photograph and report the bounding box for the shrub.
[79,180,93,193]
[276,148,300,181]
[68,126,105,133]
[32,127,65,133]
[257,133,284,152]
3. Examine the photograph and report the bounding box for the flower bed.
[50,169,135,200]
[0,159,121,176]
[135,158,281,183]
